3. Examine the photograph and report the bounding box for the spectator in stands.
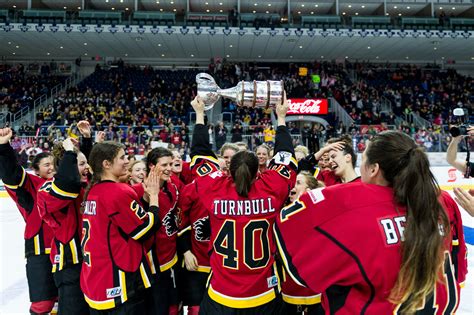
[215,122,228,151]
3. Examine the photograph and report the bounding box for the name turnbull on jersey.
[213,198,276,216]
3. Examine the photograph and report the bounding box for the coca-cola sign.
[287,99,328,115]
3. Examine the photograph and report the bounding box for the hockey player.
[275,131,467,314]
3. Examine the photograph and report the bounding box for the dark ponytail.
[230,151,258,197]
[83,141,123,202]
[365,131,449,312]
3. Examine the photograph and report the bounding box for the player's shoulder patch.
[307,187,325,204]
[273,151,292,165]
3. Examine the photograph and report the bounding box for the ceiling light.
[120,0,123,2]
[311,12,314,14]
[158,43,162,46]
[206,9,210,12]
[471,57,474,60]
[12,5,16,8]
[173,9,176,12]
[452,7,456,10]
[84,53,88,56]
[15,45,19,48]
[258,55,261,58]
[12,52,15,55]
[126,8,129,11]
[170,1,174,4]
[252,10,256,14]
[125,53,128,56]
[78,6,81,9]
[299,45,303,49]
[266,11,269,14]
[64,7,67,10]
[156,1,159,3]
[367,46,371,49]
[106,0,109,2]
[345,56,349,59]
[355,12,359,15]
[394,6,397,9]
[434,47,437,50]
[205,2,208,5]
[386,13,389,15]
[219,2,223,5]
[84,42,87,45]
[289,56,293,59]
[398,13,402,16]
[301,4,305,7]
[8,42,11,44]
[229,44,233,47]
[441,57,445,60]
[268,4,272,7]
[405,56,409,59]
[321,55,324,59]
[440,7,443,10]
[160,8,163,11]
[254,3,257,6]
[315,5,318,8]
[47,52,50,55]
[219,9,222,12]
[161,54,165,57]
[376,56,379,59]
[407,6,410,9]
[226,55,230,58]
[112,7,115,10]
[298,11,301,14]
[362,5,365,8]
[342,12,346,15]
[60,46,63,49]
[191,54,194,57]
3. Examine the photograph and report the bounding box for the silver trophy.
[196,73,284,111]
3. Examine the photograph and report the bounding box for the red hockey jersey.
[0,143,53,257]
[275,182,467,314]
[80,181,159,310]
[37,152,84,272]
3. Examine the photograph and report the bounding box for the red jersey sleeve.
[107,185,160,242]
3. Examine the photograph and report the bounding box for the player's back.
[201,170,290,308]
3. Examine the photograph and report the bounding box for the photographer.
[447,125,474,216]
[446,125,473,177]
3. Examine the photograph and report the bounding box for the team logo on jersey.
[267,275,278,288]
[274,151,292,165]
[106,287,122,298]
[193,216,210,241]
[163,211,178,237]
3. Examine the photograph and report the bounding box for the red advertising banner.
[287,99,328,115]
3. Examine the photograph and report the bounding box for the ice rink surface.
[1,191,473,314]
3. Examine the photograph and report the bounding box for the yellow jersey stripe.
[51,182,79,198]
[4,168,26,189]
[84,294,116,310]
[177,225,192,237]
[160,253,178,272]
[139,263,151,289]
[208,284,276,309]
[119,270,128,304]
[34,235,40,255]
[282,293,321,305]
[147,251,156,274]
[70,239,79,264]
[131,212,154,241]
[196,266,211,273]
[452,239,459,246]
[190,155,220,168]
[59,243,64,271]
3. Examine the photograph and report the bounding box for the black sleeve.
[273,125,295,157]
[177,229,192,255]
[191,124,217,159]
[80,137,93,160]
[0,143,25,186]
[468,161,473,178]
[53,151,81,197]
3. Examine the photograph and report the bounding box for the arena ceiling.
[1,0,473,63]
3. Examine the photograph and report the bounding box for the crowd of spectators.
[2,59,472,160]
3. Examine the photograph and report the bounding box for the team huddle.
[0,94,467,315]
